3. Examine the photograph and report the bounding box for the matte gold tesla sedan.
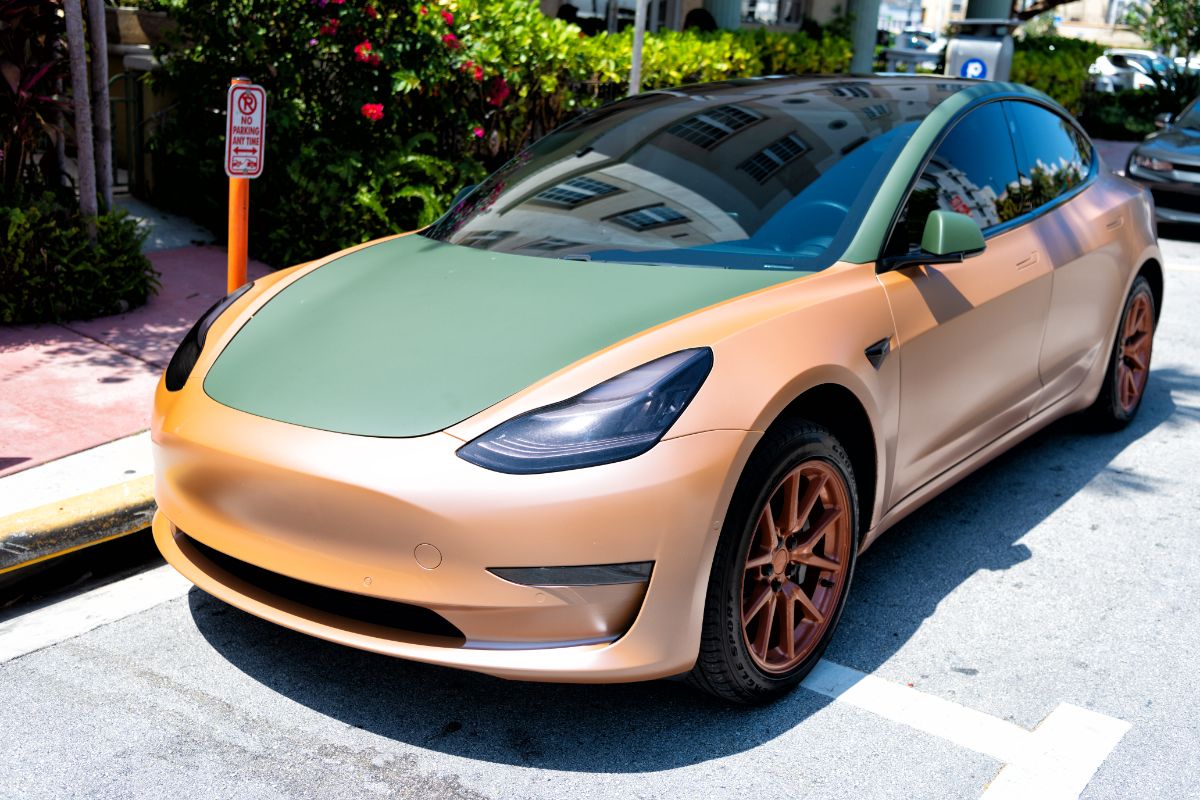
[154,76,1162,703]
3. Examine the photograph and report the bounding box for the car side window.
[886,101,1022,257]
[1005,101,1092,212]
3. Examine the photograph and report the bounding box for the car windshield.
[1175,99,1200,130]
[422,78,970,271]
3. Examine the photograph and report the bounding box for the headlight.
[164,282,254,391]
[1133,154,1174,172]
[457,348,713,474]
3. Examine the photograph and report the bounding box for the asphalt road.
[2,230,1199,800]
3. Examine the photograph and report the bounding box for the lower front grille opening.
[183,534,465,642]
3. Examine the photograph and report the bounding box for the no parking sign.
[225,82,266,179]
[224,78,265,292]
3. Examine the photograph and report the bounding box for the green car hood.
[203,235,797,437]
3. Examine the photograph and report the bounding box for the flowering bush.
[149,0,850,267]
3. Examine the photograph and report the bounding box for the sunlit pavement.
[1,229,1197,800]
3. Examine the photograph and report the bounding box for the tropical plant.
[1125,0,1200,62]
[0,192,158,324]
[0,0,67,195]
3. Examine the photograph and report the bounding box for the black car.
[1126,96,1200,224]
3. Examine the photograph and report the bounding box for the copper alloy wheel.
[1117,292,1154,414]
[739,460,852,675]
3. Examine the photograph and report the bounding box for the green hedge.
[1079,90,1162,140]
[148,0,851,268]
[0,194,158,324]
[1011,36,1104,116]
[1079,66,1200,141]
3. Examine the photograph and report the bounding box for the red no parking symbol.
[237,92,258,116]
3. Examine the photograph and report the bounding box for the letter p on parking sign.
[225,82,266,179]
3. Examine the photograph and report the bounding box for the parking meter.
[944,19,1019,82]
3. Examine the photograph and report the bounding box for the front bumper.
[153,384,758,682]
[1127,162,1200,224]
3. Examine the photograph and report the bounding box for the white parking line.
[803,660,1131,799]
[0,564,190,663]
[982,703,1131,799]
[0,565,1131,799]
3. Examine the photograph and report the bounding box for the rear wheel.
[689,421,858,704]
[1087,275,1156,429]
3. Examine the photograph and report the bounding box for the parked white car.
[1088,49,1175,92]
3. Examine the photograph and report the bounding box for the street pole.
[848,0,883,74]
[227,174,249,293]
[629,0,648,96]
[227,77,250,293]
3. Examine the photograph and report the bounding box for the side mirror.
[882,211,986,270]
[921,210,985,256]
[1155,112,1173,129]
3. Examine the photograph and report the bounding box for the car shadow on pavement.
[189,366,1198,772]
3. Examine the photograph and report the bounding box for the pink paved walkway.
[0,247,269,478]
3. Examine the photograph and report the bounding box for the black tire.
[1086,275,1156,430]
[688,419,859,704]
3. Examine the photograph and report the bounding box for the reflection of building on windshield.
[445,78,964,262]
[918,154,1002,229]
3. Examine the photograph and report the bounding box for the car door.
[1001,100,1131,413]
[878,101,1054,506]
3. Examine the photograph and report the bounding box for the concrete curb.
[0,476,155,574]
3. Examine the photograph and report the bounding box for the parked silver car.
[1126,96,1200,224]
[1088,49,1174,93]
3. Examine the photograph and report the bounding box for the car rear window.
[423,79,970,271]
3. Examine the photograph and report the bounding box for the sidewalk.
[0,197,269,570]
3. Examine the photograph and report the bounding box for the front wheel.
[1087,275,1156,429]
[689,421,858,704]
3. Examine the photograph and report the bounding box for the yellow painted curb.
[0,476,156,575]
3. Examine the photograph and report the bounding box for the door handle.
[864,337,891,370]
[1106,217,1124,231]
[1015,252,1040,270]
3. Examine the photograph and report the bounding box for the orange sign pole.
[226,74,267,292]
[226,75,250,291]
[227,175,249,293]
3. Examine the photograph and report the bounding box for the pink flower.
[318,18,339,35]
[365,4,377,18]
[461,60,484,81]
[472,126,484,138]
[354,39,381,66]
[361,103,384,121]
[329,0,345,4]
[485,76,509,106]
[441,9,453,24]
[442,32,460,49]
[419,4,428,14]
